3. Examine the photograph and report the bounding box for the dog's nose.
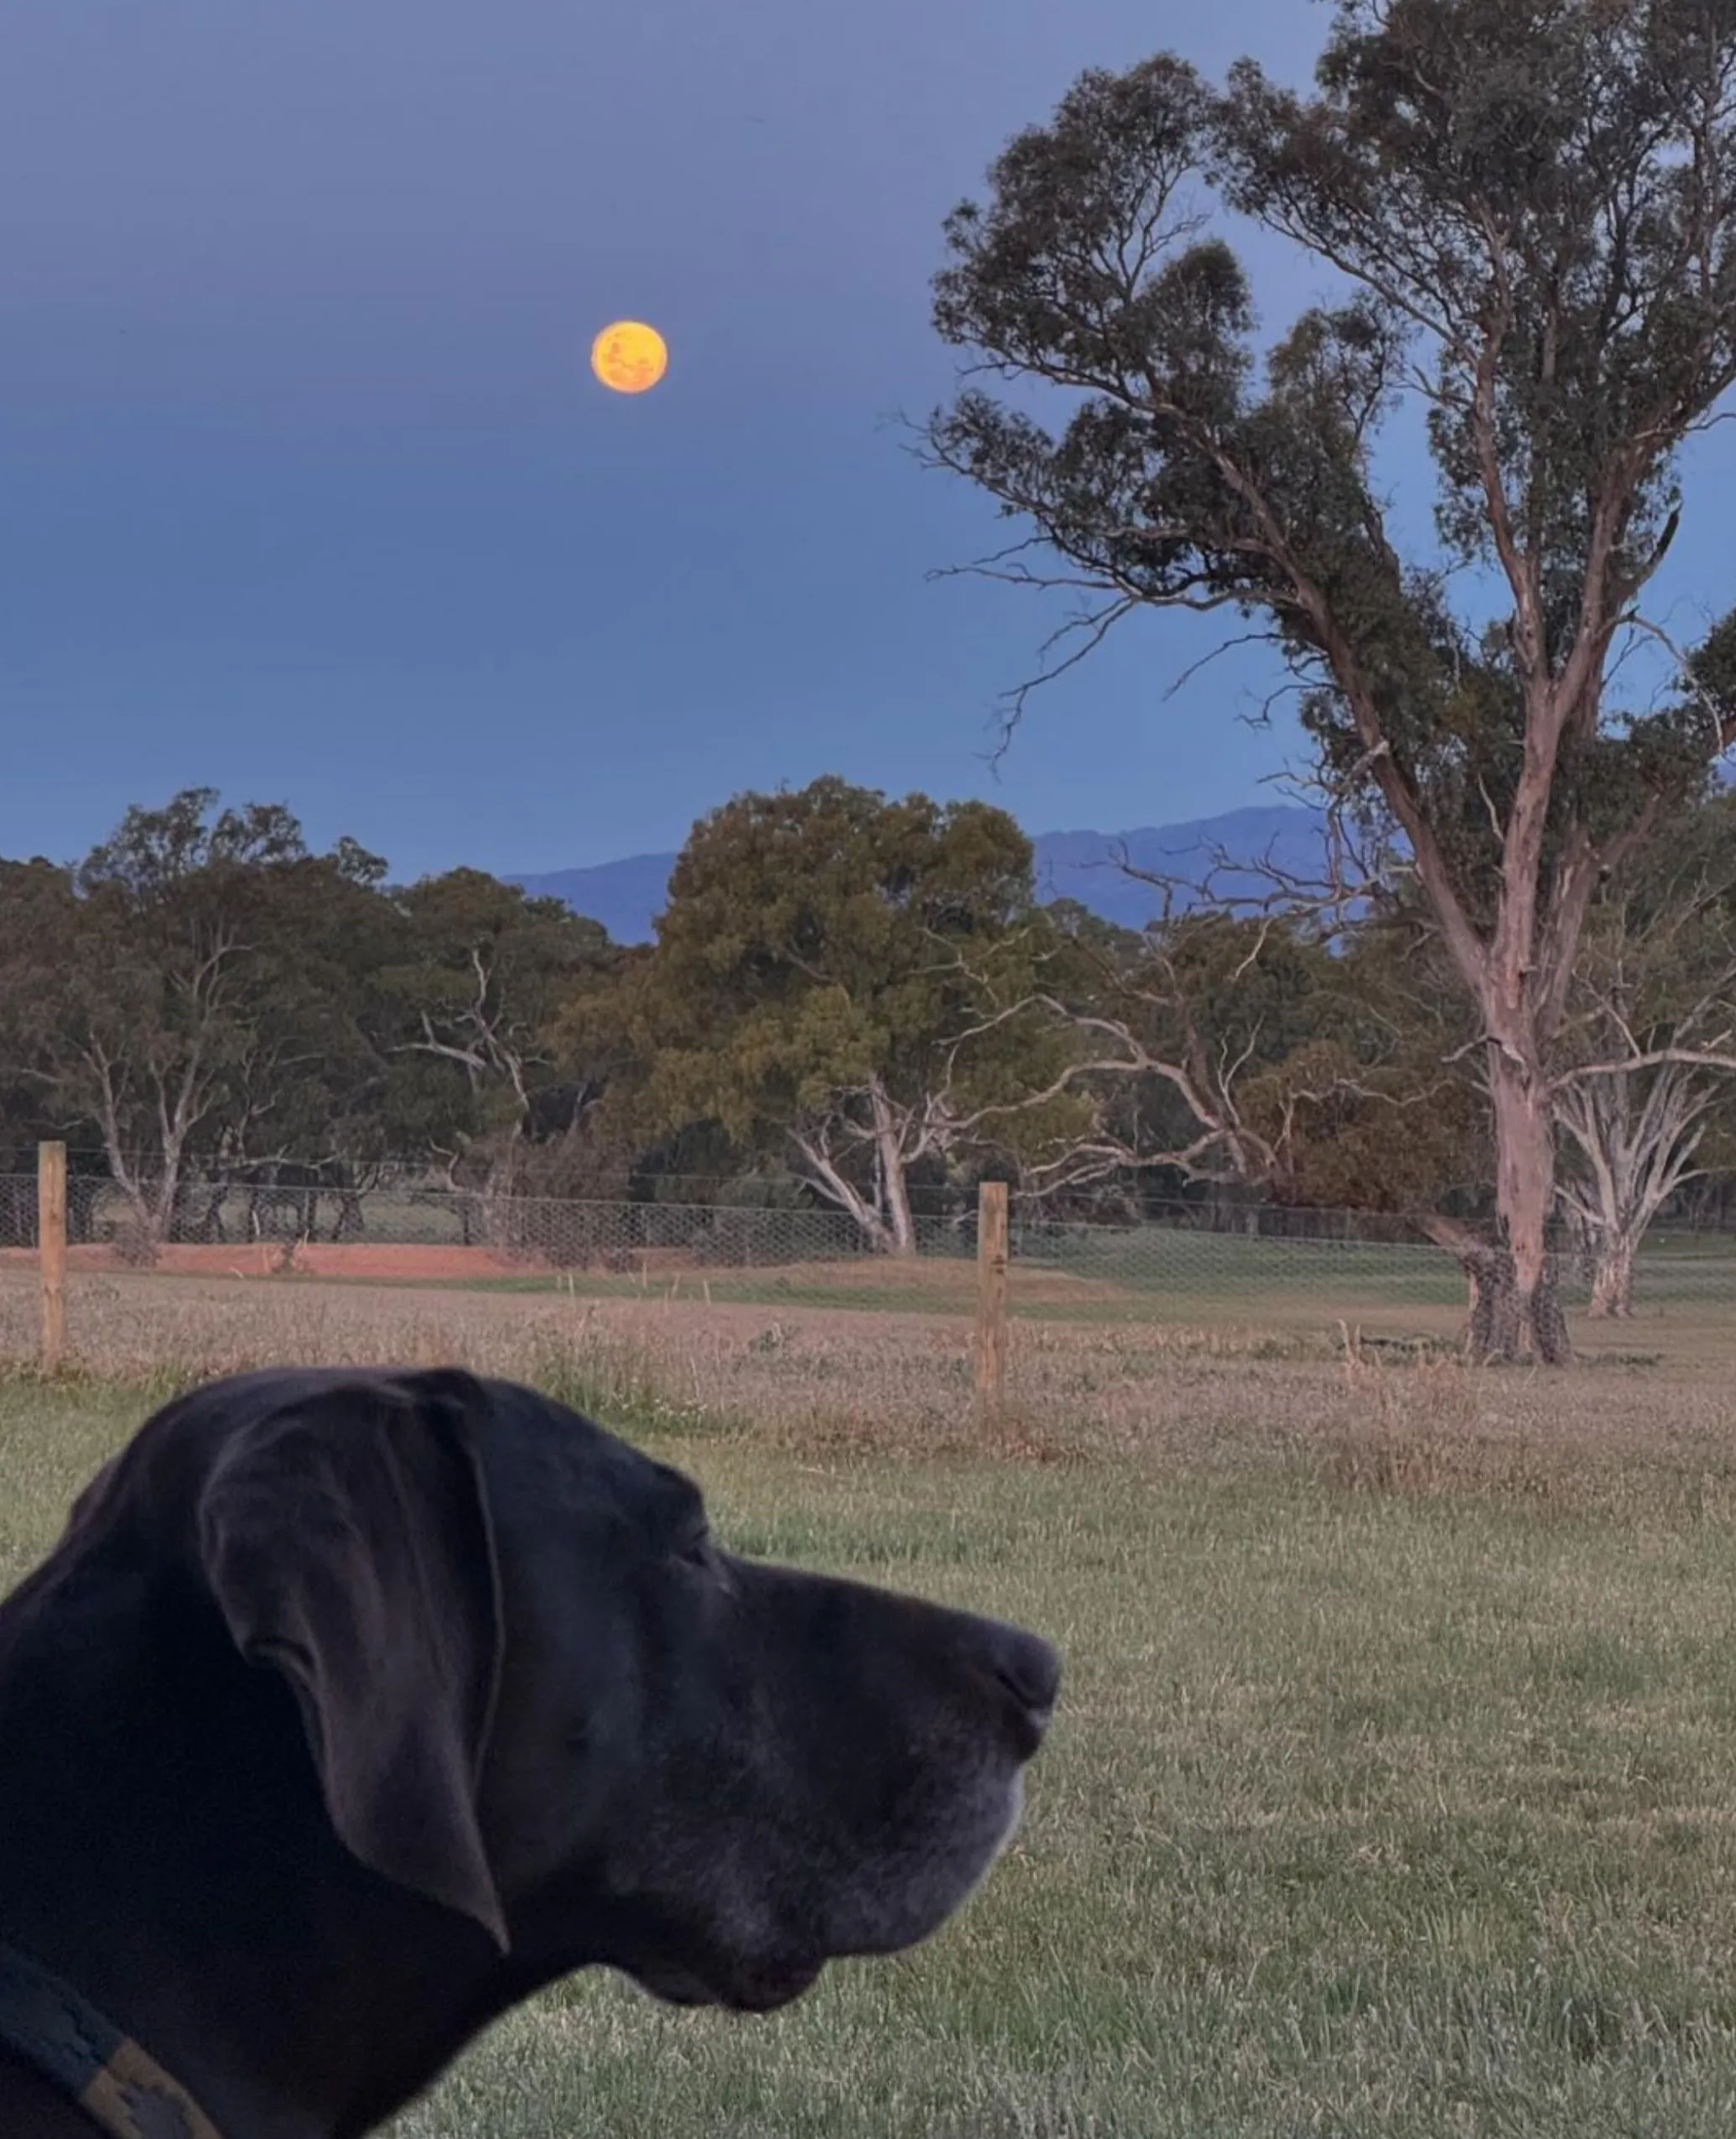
[984,1623,1062,1730]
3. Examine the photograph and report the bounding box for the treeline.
[3,778,1735,1319]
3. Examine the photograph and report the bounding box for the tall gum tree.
[925,0,1736,1360]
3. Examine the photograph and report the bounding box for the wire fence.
[3,1169,1734,1324]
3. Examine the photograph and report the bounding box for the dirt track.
[0,1241,536,1281]
[0,1241,1129,1308]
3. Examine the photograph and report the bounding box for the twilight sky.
[4,1,1734,883]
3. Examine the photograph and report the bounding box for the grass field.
[6,1269,1736,2134]
[377,1220,1736,1328]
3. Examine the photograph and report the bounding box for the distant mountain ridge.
[506,804,1329,944]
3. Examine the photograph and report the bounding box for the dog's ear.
[195,1368,508,1950]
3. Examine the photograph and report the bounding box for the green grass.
[8,1368,1736,2134]
[226,1223,1736,1328]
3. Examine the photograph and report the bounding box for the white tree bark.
[1555,1064,1715,1318]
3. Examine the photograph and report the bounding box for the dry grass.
[3,1264,1734,1509]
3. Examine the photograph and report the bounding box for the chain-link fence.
[0,1172,970,1267]
[3,1168,1735,1322]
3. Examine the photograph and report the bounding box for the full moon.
[590,320,668,394]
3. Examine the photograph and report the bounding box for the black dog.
[0,1366,1058,2139]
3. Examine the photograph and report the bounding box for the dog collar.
[0,1936,225,2139]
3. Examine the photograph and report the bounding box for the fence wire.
[3,1171,1734,1319]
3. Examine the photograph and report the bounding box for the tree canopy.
[626,777,1099,1252]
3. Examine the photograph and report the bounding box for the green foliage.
[928,9,1736,916]
[632,778,1097,1241]
[14,792,386,1213]
[1246,922,1489,1215]
[0,860,85,1168]
[379,868,621,1159]
[0,791,635,1224]
[1048,901,1488,1215]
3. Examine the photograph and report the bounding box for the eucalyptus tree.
[927,0,1736,1357]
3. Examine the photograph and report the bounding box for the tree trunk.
[877,1148,917,1256]
[869,1081,919,1256]
[1588,1232,1636,1318]
[1484,1051,1572,1363]
[789,1127,901,1255]
[1557,1060,1713,1327]
[1463,1245,1519,1360]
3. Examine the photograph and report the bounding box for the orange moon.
[590,320,668,394]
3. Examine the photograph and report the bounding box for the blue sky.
[4,2,1733,885]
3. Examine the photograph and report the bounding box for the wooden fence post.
[974,1180,1009,1415]
[39,1141,67,1372]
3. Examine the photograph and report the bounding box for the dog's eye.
[673,1529,712,1569]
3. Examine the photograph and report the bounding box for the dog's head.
[109,1366,1057,2014]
